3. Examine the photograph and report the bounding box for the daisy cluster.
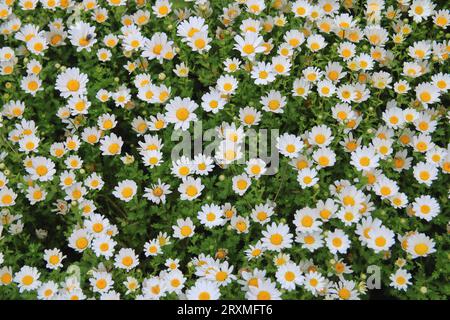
[0,0,449,300]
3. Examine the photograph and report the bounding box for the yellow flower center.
[414,243,428,255]
[180,226,192,237]
[216,271,228,282]
[332,238,342,247]
[121,187,133,198]
[67,80,80,92]
[314,134,325,144]
[375,236,386,247]
[185,185,198,197]
[338,288,351,299]
[194,38,206,49]
[96,279,107,289]
[301,216,313,227]
[198,292,211,300]
[419,171,430,181]
[93,223,103,233]
[22,275,34,286]
[420,92,431,102]
[158,5,169,15]
[108,143,120,154]
[1,273,12,284]
[284,271,295,281]
[76,237,88,249]
[236,179,247,190]
[270,233,283,245]
[176,107,189,121]
[27,81,38,91]
[243,44,254,54]
[257,291,271,300]
[380,186,391,196]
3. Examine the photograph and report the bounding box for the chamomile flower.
[144,179,172,204]
[68,228,92,253]
[413,162,438,186]
[373,176,399,199]
[21,74,42,96]
[37,281,58,300]
[426,147,447,165]
[394,80,411,94]
[201,90,225,113]
[153,0,172,18]
[55,67,88,98]
[92,235,116,258]
[261,90,286,113]
[27,36,48,55]
[197,204,224,228]
[262,222,293,252]
[337,206,361,226]
[412,133,434,153]
[192,154,214,176]
[216,140,243,165]
[296,231,324,252]
[186,279,221,300]
[292,78,311,98]
[165,97,198,131]
[245,241,265,260]
[415,82,440,105]
[231,215,250,234]
[276,262,303,291]
[367,226,395,253]
[84,213,110,236]
[251,61,275,85]
[172,218,195,239]
[178,177,204,201]
[390,269,412,291]
[276,133,304,158]
[113,179,137,202]
[308,125,333,147]
[188,31,212,54]
[68,21,97,52]
[234,32,265,59]
[304,271,326,295]
[246,279,281,300]
[307,34,327,52]
[326,229,350,254]
[14,266,41,293]
[329,280,359,300]
[27,156,56,182]
[313,147,336,168]
[43,248,65,270]
[251,203,274,225]
[406,233,436,259]
[293,208,322,233]
[231,174,251,196]
[0,266,13,286]
[90,271,113,294]
[389,192,409,209]
[412,195,440,221]
[206,261,236,287]
[223,58,241,73]
[433,10,450,28]
[114,248,139,271]
[409,0,435,23]
[84,173,104,190]
[144,239,162,257]
[297,168,319,189]
[245,158,266,179]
